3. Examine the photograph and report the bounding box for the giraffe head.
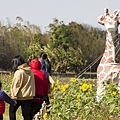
[98,8,120,33]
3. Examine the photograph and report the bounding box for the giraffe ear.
[98,15,105,25]
[113,9,119,16]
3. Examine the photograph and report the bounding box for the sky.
[0,0,120,33]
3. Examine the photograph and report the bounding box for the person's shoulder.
[41,59,45,63]
[39,70,44,74]
[14,69,22,76]
[39,70,47,76]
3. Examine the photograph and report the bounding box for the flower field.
[1,74,120,120]
[47,78,120,120]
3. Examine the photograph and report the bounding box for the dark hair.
[40,53,47,60]
[40,52,44,58]
[11,55,25,72]
[0,81,2,88]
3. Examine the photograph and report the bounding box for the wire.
[76,54,103,79]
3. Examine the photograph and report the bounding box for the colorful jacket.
[0,90,15,115]
[30,59,48,102]
[40,59,51,91]
[40,58,51,75]
[11,63,35,100]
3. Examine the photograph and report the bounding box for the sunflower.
[70,78,76,82]
[81,83,89,91]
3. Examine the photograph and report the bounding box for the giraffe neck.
[100,31,120,64]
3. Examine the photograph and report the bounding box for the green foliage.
[48,20,85,72]
[0,18,105,73]
[47,79,120,120]
[0,73,13,94]
[48,19,105,72]
[25,43,41,62]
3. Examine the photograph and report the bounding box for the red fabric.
[32,97,44,102]
[0,100,5,115]
[30,59,48,97]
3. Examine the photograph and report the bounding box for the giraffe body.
[97,8,120,101]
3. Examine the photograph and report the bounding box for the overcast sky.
[0,0,120,32]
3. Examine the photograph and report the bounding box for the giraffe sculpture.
[97,8,120,101]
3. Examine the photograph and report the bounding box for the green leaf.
[109,104,115,113]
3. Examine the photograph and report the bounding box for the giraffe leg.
[96,81,104,102]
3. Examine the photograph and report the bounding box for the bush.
[47,78,120,120]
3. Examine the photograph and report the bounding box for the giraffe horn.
[104,8,109,16]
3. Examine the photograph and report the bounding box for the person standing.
[9,55,35,120]
[40,52,52,76]
[39,52,54,114]
[0,81,16,120]
[30,59,48,118]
